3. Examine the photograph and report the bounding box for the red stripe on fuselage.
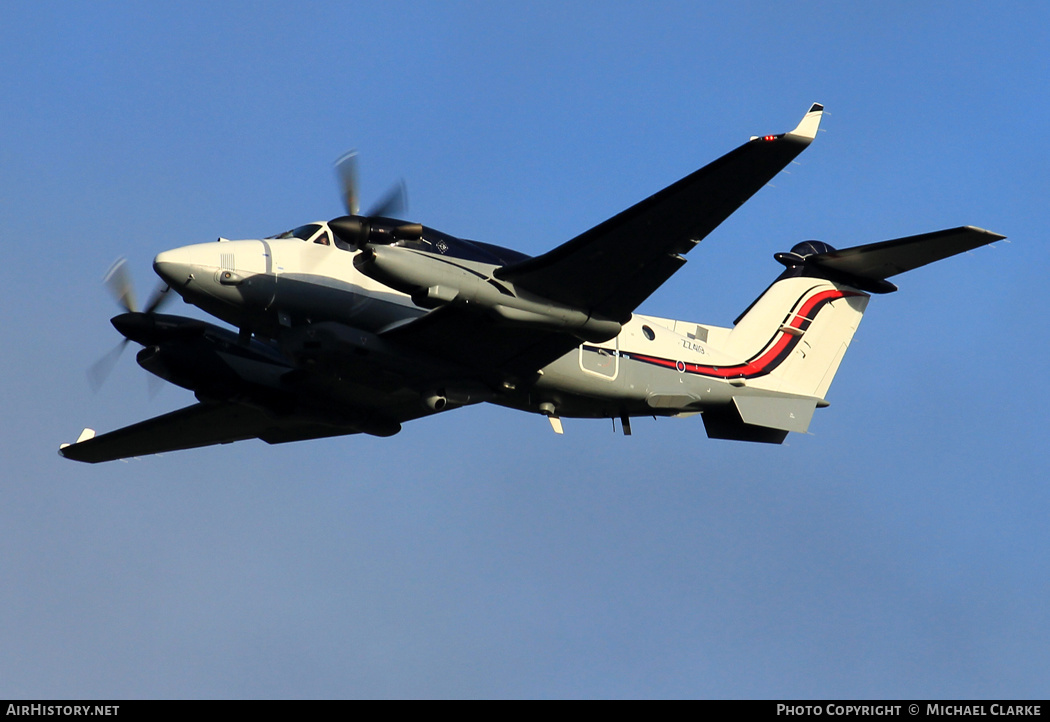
[625,289,861,380]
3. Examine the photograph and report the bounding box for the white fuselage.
[152,222,865,424]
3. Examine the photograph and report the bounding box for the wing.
[382,105,824,378]
[382,305,583,381]
[495,103,825,322]
[59,402,360,464]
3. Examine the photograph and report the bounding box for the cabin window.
[642,325,656,341]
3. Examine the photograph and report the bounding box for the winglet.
[749,103,824,143]
[785,103,824,142]
[59,428,96,454]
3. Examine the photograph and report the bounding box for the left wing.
[59,402,362,464]
[495,103,824,322]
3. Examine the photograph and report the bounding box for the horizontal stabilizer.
[702,393,821,443]
[733,394,818,433]
[702,405,788,444]
[810,226,1005,282]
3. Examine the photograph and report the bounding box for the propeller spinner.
[331,150,414,249]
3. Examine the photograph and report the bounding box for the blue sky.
[2,2,1048,699]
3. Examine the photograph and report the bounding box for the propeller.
[335,150,361,216]
[88,258,173,391]
[367,178,408,219]
[330,150,421,250]
[334,149,409,219]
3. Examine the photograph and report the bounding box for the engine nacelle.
[329,216,423,249]
[354,245,622,342]
[421,385,494,412]
[136,337,285,398]
[422,391,448,411]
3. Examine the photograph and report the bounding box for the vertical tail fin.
[704,227,1003,441]
[723,274,869,399]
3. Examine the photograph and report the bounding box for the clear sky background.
[2,1,1047,699]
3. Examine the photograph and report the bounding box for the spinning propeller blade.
[89,258,174,390]
[366,178,408,219]
[334,149,409,219]
[102,258,136,313]
[87,340,129,392]
[142,283,171,315]
[335,150,360,216]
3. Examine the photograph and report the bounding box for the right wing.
[58,402,360,464]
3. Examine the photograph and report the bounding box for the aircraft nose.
[153,244,212,289]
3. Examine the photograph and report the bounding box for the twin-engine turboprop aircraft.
[60,104,1005,462]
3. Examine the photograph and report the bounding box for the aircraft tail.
[722,275,869,400]
[703,226,1004,442]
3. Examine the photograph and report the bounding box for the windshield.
[269,223,322,241]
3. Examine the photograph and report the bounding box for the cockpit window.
[270,224,322,241]
[270,219,533,266]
